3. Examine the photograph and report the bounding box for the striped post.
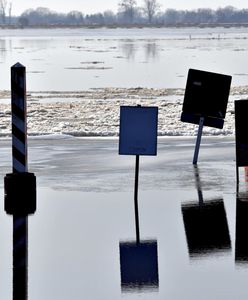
[134,155,140,244]
[11,62,28,300]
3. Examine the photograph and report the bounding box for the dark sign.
[181,69,232,129]
[119,106,158,156]
[119,240,159,292]
[235,100,248,167]
[182,199,231,257]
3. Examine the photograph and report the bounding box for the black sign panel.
[181,69,232,129]
[119,240,159,292]
[235,100,248,167]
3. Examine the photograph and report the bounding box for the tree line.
[1,0,248,27]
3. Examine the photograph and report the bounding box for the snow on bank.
[0,87,246,137]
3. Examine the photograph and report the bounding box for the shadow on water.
[181,166,231,258]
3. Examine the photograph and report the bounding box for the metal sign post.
[193,117,204,165]
[4,63,36,300]
[181,68,232,165]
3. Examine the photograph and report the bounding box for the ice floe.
[0,87,247,137]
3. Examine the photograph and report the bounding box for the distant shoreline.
[2,23,248,30]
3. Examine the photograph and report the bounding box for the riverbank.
[2,23,248,30]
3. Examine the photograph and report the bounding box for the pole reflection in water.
[182,166,231,258]
[193,165,203,205]
[235,194,248,265]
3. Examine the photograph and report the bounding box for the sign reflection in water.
[182,166,231,257]
[119,240,159,293]
[235,195,248,264]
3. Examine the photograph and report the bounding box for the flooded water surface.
[0,137,247,299]
[1,27,248,90]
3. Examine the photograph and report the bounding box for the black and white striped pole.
[4,63,36,300]
[134,154,140,244]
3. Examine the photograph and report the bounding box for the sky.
[11,0,248,16]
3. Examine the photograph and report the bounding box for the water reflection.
[119,240,159,293]
[235,195,248,265]
[182,166,231,258]
[119,184,159,293]
[120,40,159,61]
[120,41,136,60]
[144,42,159,61]
[0,39,7,61]
[193,165,203,205]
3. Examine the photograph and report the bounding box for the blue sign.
[119,106,158,156]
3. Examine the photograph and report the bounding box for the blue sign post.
[119,105,158,243]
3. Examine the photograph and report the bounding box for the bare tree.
[0,0,7,24]
[8,1,12,24]
[118,0,137,23]
[143,0,160,23]
[67,10,84,24]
